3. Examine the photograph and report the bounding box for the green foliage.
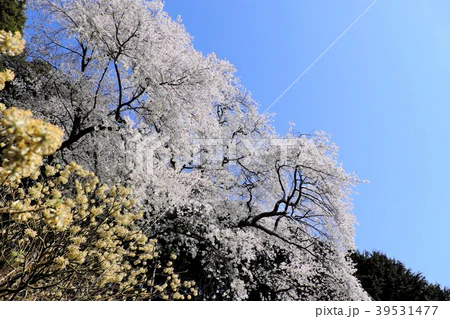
[0,54,53,106]
[350,250,450,301]
[0,0,27,33]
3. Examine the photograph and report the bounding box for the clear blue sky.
[163,0,450,287]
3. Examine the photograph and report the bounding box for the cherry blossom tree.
[23,0,370,300]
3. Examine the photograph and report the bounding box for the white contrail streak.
[259,0,379,117]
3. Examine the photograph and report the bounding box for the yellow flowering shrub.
[0,30,195,300]
[0,110,194,300]
[0,158,194,300]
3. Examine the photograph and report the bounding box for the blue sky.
[163,0,450,287]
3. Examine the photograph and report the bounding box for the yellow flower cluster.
[0,30,25,56]
[8,198,34,223]
[43,202,73,231]
[0,69,15,90]
[0,107,64,182]
[153,254,198,300]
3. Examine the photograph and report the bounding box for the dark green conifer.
[350,250,450,301]
[0,0,27,33]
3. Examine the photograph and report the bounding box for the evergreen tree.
[350,250,450,301]
[0,0,27,33]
